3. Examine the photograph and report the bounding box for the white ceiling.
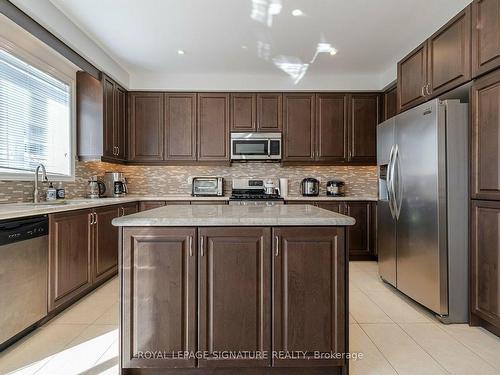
[46,0,472,90]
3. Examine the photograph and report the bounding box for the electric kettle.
[87,176,106,198]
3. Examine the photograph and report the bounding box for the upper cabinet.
[282,93,316,162]
[316,93,347,162]
[383,85,397,121]
[472,0,500,78]
[471,69,500,200]
[427,6,471,96]
[197,93,230,162]
[129,92,164,162]
[348,93,379,164]
[398,42,428,112]
[398,6,472,113]
[230,93,282,132]
[77,71,127,162]
[164,93,197,161]
[282,93,378,165]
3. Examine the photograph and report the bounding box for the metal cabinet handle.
[189,236,193,257]
[275,236,279,256]
[116,146,120,156]
[425,83,431,96]
[200,236,204,257]
[93,212,97,225]
[421,86,425,97]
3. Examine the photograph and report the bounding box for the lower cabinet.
[138,201,165,211]
[122,227,197,368]
[273,227,346,367]
[470,200,500,336]
[49,203,137,311]
[290,200,377,260]
[120,226,348,372]
[49,209,92,311]
[198,227,271,367]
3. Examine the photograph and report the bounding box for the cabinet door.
[138,201,166,211]
[283,93,315,162]
[398,42,428,112]
[273,227,346,367]
[428,6,471,97]
[49,209,92,311]
[345,202,376,260]
[316,94,347,162]
[198,227,271,367]
[121,202,138,216]
[317,201,343,213]
[470,200,500,335]
[230,93,256,131]
[93,205,119,283]
[383,86,397,120]
[472,0,500,78]
[129,92,164,161]
[257,93,282,131]
[471,69,500,200]
[165,93,197,161]
[122,227,196,368]
[115,85,127,160]
[348,94,379,164]
[102,76,115,158]
[197,93,230,162]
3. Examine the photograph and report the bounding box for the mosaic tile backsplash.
[0,161,377,203]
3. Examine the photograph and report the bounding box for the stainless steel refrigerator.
[377,99,469,323]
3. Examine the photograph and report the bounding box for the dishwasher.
[0,215,48,348]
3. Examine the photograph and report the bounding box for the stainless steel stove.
[229,179,284,206]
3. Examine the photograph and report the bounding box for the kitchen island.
[113,204,355,375]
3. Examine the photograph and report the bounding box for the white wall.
[10,0,130,87]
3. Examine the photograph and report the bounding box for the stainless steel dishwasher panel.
[0,224,48,345]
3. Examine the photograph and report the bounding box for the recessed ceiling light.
[177,49,185,55]
[241,45,248,49]
[329,48,338,56]
[291,9,304,17]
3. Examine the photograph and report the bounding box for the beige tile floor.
[1,261,499,375]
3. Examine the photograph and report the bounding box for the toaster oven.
[191,177,224,196]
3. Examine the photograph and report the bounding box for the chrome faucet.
[33,164,48,203]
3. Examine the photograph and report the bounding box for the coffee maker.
[103,172,128,197]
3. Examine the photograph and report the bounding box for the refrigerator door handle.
[389,144,398,219]
[387,145,396,219]
[394,145,403,219]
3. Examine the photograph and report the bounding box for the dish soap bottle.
[46,182,57,201]
[56,182,65,199]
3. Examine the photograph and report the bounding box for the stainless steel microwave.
[230,132,282,161]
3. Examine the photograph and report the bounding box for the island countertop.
[112,204,356,227]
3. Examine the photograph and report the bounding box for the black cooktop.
[230,189,283,201]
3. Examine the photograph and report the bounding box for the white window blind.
[0,47,72,177]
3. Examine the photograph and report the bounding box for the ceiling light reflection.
[251,0,282,27]
[291,9,304,17]
[272,56,309,84]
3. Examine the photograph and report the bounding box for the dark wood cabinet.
[272,227,346,367]
[102,76,115,159]
[344,202,376,260]
[472,0,500,78]
[316,201,343,213]
[316,93,347,162]
[197,93,230,162]
[49,209,92,311]
[230,93,256,131]
[257,93,282,131]
[164,93,197,161]
[383,85,397,120]
[427,6,471,97]
[198,227,271,367]
[471,69,500,200]
[283,93,316,162]
[230,93,283,132]
[348,94,379,164]
[122,227,197,368]
[398,42,428,112]
[93,205,120,284]
[129,92,164,161]
[470,200,500,336]
[121,202,139,216]
[138,201,166,211]
[102,74,127,162]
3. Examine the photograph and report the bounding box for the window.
[0,46,73,179]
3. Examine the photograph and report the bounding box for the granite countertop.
[0,194,376,221]
[112,204,356,227]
